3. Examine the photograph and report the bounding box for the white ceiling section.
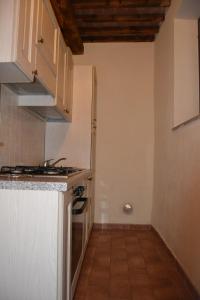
[177,0,200,19]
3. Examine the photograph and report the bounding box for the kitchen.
[0,0,200,300]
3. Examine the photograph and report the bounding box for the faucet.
[43,158,67,167]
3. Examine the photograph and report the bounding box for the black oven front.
[71,186,88,287]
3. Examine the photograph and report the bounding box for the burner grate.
[0,166,81,176]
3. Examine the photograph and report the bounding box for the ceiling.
[50,0,171,54]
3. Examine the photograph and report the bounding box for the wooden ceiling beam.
[81,35,155,42]
[74,7,165,16]
[79,27,159,36]
[50,0,84,54]
[50,0,170,47]
[76,14,165,22]
[77,20,162,28]
[72,0,171,9]
[80,26,159,37]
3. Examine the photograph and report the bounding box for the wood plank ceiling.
[50,0,171,54]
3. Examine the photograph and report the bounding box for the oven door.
[71,197,88,290]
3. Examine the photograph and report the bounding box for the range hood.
[16,91,67,123]
[4,80,68,122]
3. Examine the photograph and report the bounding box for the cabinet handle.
[38,37,44,44]
[64,109,70,114]
[88,176,93,181]
[32,70,38,76]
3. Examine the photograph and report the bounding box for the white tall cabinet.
[45,65,97,169]
[45,65,97,231]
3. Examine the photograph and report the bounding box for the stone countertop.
[0,170,91,192]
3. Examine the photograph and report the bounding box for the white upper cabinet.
[0,0,74,122]
[0,0,36,82]
[16,0,37,80]
[56,33,66,113]
[64,48,73,121]
[36,0,58,96]
[55,32,73,121]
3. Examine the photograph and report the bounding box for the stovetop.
[0,166,82,177]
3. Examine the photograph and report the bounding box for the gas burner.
[0,165,82,177]
[42,168,65,175]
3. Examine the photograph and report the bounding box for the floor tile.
[73,229,197,300]
[110,278,132,299]
[132,287,156,300]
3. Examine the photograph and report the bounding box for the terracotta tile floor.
[74,229,197,300]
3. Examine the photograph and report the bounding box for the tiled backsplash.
[0,85,45,167]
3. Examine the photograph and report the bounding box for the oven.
[71,185,88,298]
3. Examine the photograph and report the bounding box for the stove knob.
[73,186,85,197]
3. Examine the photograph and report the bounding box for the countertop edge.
[0,180,68,192]
[0,170,91,192]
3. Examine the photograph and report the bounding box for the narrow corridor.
[74,229,197,300]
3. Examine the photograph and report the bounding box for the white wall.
[0,85,45,166]
[153,0,200,293]
[74,43,154,224]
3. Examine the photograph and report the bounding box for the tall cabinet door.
[90,68,97,225]
[56,33,74,121]
[91,68,97,174]
[56,32,66,112]
[16,0,37,80]
[63,48,73,121]
[36,0,58,95]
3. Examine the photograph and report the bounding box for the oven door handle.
[72,197,88,215]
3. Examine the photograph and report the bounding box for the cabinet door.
[63,48,73,120]
[16,0,37,80]
[91,68,97,173]
[56,33,66,112]
[36,0,58,95]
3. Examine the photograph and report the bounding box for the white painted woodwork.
[71,176,93,298]
[45,65,96,224]
[0,0,74,122]
[17,42,74,121]
[16,0,37,79]
[45,65,96,168]
[56,33,66,112]
[17,26,74,122]
[0,0,35,82]
[0,189,72,300]
[55,33,74,121]
[63,48,74,121]
[36,0,59,96]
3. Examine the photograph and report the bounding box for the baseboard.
[152,227,200,300]
[93,223,152,231]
